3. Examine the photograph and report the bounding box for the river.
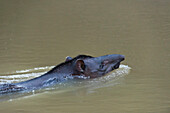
[0,0,169,113]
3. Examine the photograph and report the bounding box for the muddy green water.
[0,0,170,113]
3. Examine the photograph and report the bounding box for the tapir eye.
[99,64,104,69]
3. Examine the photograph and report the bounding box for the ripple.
[0,66,54,84]
[0,65,131,86]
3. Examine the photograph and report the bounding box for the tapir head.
[72,54,125,78]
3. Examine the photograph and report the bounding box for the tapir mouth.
[107,58,124,73]
[102,54,125,74]
[113,62,120,69]
[112,56,124,70]
[105,62,121,74]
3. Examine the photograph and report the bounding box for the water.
[0,0,170,113]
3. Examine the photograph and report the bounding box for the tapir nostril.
[122,57,125,61]
[120,55,125,61]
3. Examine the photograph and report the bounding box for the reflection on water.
[0,0,170,113]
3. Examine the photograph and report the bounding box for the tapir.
[0,54,125,94]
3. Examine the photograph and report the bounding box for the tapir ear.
[76,60,85,73]
[65,56,72,62]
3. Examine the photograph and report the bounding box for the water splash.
[0,66,54,84]
[0,65,131,84]
[78,64,131,92]
[14,66,55,74]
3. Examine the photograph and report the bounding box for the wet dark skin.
[0,54,125,94]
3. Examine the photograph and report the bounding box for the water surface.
[0,0,170,113]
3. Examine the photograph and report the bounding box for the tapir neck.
[16,63,75,89]
[46,63,75,75]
